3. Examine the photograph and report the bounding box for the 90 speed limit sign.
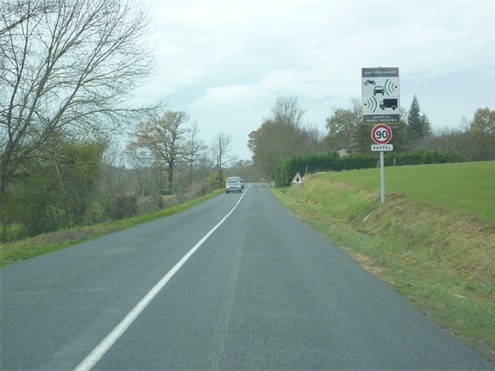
[371,124,392,144]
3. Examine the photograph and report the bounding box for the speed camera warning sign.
[362,67,400,125]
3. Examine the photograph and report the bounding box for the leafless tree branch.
[1,0,157,193]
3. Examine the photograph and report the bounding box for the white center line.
[74,189,248,371]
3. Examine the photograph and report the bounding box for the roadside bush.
[137,193,165,215]
[189,181,211,197]
[163,195,178,208]
[150,193,165,211]
[83,199,108,225]
[0,224,27,242]
[207,170,224,190]
[109,194,138,220]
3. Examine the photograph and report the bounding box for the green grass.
[270,162,495,364]
[323,161,495,222]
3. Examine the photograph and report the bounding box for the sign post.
[371,124,393,204]
[362,67,400,204]
[380,151,385,204]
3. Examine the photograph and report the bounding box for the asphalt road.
[1,183,493,370]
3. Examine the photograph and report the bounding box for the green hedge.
[273,150,465,187]
[384,149,465,166]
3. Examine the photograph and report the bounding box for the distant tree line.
[248,96,494,184]
[323,96,494,160]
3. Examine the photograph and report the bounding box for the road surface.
[1,183,492,369]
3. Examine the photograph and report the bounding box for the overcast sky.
[131,0,495,161]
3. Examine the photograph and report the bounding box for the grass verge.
[322,161,495,222]
[270,174,495,364]
[0,189,223,267]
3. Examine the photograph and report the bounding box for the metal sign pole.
[380,151,385,204]
[370,125,391,205]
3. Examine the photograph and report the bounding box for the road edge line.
[74,189,248,371]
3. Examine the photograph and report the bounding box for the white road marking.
[74,188,249,371]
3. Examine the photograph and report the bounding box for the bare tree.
[100,143,130,196]
[271,95,306,128]
[125,144,155,196]
[184,120,208,185]
[211,132,232,170]
[211,132,231,188]
[128,111,191,195]
[0,0,155,193]
[0,0,49,36]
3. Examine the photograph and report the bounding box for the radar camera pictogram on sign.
[362,67,400,125]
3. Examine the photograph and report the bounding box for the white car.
[226,176,243,193]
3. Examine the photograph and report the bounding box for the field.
[271,161,495,364]
[322,161,495,222]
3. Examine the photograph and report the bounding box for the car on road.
[226,176,243,193]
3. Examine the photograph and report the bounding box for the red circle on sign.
[371,124,392,144]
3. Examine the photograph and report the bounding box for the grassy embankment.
[0,189,224,267]
[271,161,495,363]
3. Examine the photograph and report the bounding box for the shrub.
[150,193,165,211]
[0,224,27,242]
[83,200,108,225]
[109,194,138,220]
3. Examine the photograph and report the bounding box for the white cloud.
[136,0,494,159]
[192,84,261,110]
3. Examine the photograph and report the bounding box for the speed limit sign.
[371,124,392,144]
